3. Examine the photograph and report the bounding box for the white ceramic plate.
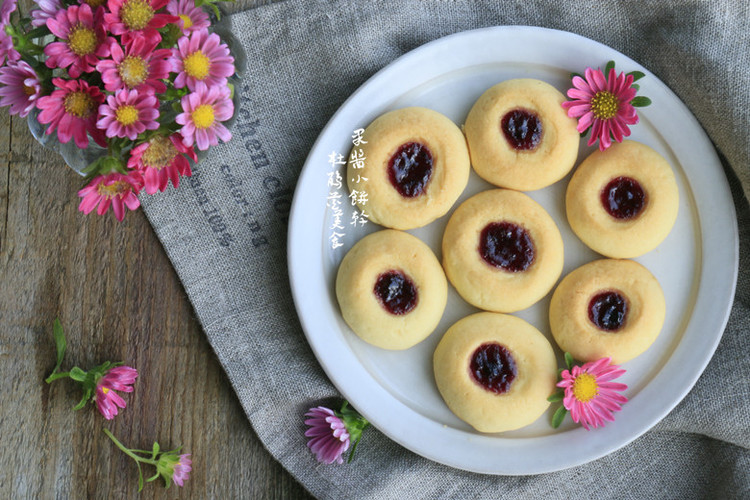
[287,26,738,474]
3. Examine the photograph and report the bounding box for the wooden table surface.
[0,0,315,498]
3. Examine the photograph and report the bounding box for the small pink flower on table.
[304,401,370,464]
[170,28,235,91]
[36,77,106,148]
[97,38,172,93]
[78,171,144,221]
[45,319,140,419]
[95,365,138,420]
[103,428,192,491]
[176,80,233,150]
[44,4,111,78]
[128,133,196,194]
[557,357,628,430]
[169,454,192,486]
[154,449,193,487]
[305,406,351,464]
[167,0,209,35]
[0,61,41,117]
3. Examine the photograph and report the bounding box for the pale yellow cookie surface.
[433,312,557,433]
[346,107,470,230]
[464,78,579,191]
[442,189,564,312]
[335,229,447,350]
[566,141,679,258]
[549,259,666,364]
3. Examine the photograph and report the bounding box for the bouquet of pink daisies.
[0,0,237,220]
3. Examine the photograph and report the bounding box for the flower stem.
[44,371,70,383]
[103,429,158,466]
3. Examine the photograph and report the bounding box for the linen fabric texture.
[140,1,750,498]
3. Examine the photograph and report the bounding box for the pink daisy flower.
[104,0,178,46]
[97,87,160,140]
[557,357,628,430]
[171,454,192,486]
[78,171,144,220]
[128,133,196,194]
[36,77,106,148]
[97,37,172,93]
[170,28,234,91]
[304,406,350,464]
[30,0,62,27]
[562,67,639,151]
[1,0,16,25]
[154,451,192,487]
[44,4,111,79]
[0,61,41,117]
[94,365,138,420]
[166,0,208,34]
[175,80,233,150]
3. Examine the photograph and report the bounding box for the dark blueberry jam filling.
[479,222,535,272]
[388,142,433,198]
[588,291,628,331]
[374,270,418,315]
[470,343,517,394]
[501,108,543,151]
[601,176,646,220]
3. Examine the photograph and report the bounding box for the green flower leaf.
[627,70,646,82]
[631,96,652,107]
[547,391,565,403]
[52,319,66,370]
[69,366,87,382]
[631,83,640,91]
[605,60,615,74]
[152,442,160,460]
[564,352,575,370]
[158,23,183,50]
[73,388,92,411]
[551,405,568,429]
[137,461,145,492]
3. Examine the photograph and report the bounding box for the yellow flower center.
[183,51,210,80]
[102,387,110,394]
[64,91,95,118]
[97,180,130,198]
[120,0,154,31]
[82,0,107,7]
[191,104,215,129]
[142,136,178,169]
[591,90,619,120]
[179,14,193,29]
[572,373,599,403]
[116,105,139,126]
[67,24,98,56]
[23,85,36,96]
[118,55,148,88]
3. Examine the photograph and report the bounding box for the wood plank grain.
[0,0,316,498]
